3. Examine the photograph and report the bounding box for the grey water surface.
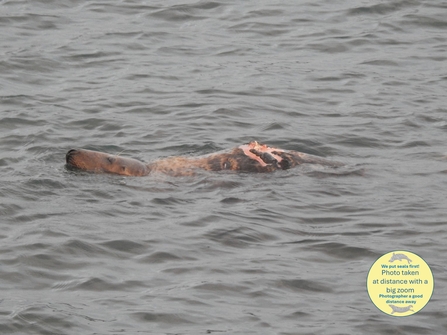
[1,1,447,334]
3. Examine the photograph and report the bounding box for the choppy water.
[1,1,447,334]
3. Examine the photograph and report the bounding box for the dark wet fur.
[204,149,278,173]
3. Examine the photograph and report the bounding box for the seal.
[389,253,412,264]
[66,149,150,176]
[389,304,414,314]
[66,141,343,177]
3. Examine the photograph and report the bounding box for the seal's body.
[389,304,414,314]
[389,253,412,264]
[66,141,342,177]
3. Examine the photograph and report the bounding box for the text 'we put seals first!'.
[367,250,434,316]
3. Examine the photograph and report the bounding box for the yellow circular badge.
[367,251,434,316]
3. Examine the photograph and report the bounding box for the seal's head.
[66,149,149,176]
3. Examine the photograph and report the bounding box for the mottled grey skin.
[66,142,343,176]
[389,253,412,264]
